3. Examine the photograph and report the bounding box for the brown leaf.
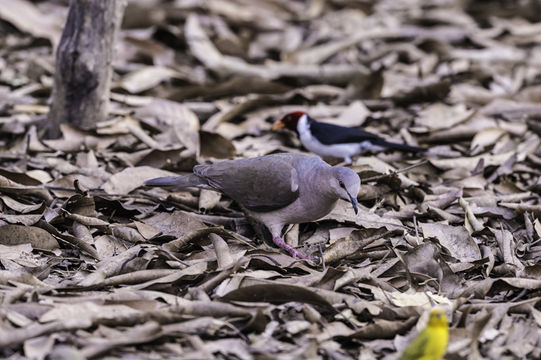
[102,166,177,195]
[0,225,58,250]
[0,0,62,45]
[421,222,481,262]
[220,284,334,312]
[199,131,236,159]
[143,210,206,238]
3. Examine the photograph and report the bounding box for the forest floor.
[1,0,541,359]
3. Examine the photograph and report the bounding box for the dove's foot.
[272,236,309,259]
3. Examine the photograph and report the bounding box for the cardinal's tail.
[378,140,426,153]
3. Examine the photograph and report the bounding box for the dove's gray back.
[194,153,317,212]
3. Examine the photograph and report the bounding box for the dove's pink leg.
[273,237,308,259]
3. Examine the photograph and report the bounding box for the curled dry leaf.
[198,189,221,212]
[120,66,181,94]
[470,128,507,153]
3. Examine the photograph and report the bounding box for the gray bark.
[47,0,126,138]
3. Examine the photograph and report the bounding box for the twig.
[361,160,428,183]
[162,227,254,252]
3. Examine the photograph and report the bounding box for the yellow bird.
[398,308,449,360]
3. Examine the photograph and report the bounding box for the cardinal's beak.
[272,119,285,131]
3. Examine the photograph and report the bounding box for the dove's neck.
[299,162,338,201]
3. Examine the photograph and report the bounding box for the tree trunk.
[47,0,126,138]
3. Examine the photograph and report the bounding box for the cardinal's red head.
[273,111,306,132]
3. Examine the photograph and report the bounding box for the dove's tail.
[144,174,206,188]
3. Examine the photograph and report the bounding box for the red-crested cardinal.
[273,111,426,163]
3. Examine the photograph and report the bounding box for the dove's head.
[329,166,360,214]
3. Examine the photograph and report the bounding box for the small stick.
[361,159,428,183]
